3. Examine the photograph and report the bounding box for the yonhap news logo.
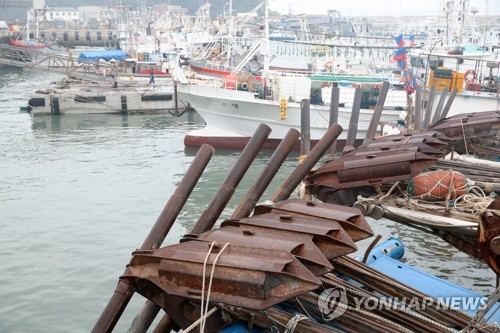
[317,286,348,320]
[317,289,489,321]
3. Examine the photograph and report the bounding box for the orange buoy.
[408,170,469,201]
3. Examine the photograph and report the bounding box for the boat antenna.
[263,0,270,72]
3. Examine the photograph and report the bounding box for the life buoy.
[464,69,476,82]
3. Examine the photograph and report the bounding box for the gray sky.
[269,0,500,17]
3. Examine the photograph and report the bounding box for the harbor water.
[0,67,496,332]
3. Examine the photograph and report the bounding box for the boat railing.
[187,75,224,89]
[204,60,238,73]
[414,54,500,96]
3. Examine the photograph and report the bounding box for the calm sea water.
[0,67,495,332]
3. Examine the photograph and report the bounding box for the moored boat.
[10,38,55,49]
[177,72,406,150]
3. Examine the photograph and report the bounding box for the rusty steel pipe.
[414,84,423,130]
[92,144,215,333]
[151,312,176,333]
[296,294,406,333]
[345,88,362,149]
[439,87,458,121]
[328,86,340,155]
[334,257,476,329]
[133,124,272,333]
[192,123,271,234]
[431,88,448,126]
[321,275,453,333]
[231,128,300,220]
[142,144,215,249]
[127,301,163,333]
[364,81,390,143]
[271,123,343,203]
[423,86,436,129]
[300,99,311,156]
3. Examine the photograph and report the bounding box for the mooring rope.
[284,314,309,333]
[182,307,218,333]
[199,241,230,333]
[461,286,500,333]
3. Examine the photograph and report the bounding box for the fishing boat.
[176,72,407,149]
[176,3,423,150]
[410,53,500,115]
[9,38,54,49]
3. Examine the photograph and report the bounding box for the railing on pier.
[0,44,117,81]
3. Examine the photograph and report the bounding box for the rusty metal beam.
[300,99,311,156]
[364,80,390,143]
[231,128,300,220]
[192,123,271,234]
[271,123,343,202]
[423,86,436,129]
[92,144,215,333]
[328,86,340,155]
[345,88,362,149]
[439,87,458,120]
[130,124,272,333]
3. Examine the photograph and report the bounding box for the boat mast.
[225,0,233,68]
[263,0,270,72]
[26,10,30,41]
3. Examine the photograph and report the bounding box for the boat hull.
[178,83,404,149]
[437,91,500,117]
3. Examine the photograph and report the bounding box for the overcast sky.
[269,0,500,17]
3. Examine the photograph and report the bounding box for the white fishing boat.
[407,0,500,115]
[175,0,414,149]
[176,71,407,149]
[410,53,500,116]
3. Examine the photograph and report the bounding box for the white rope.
[461,286,500,333]
[182,306,218,333]
[200,241,230,333]
[200,241,216,332]
[284,314,309,333]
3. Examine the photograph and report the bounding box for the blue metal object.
[219,322,265,333]
[364,238,500,323]
[357,237,405,264]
